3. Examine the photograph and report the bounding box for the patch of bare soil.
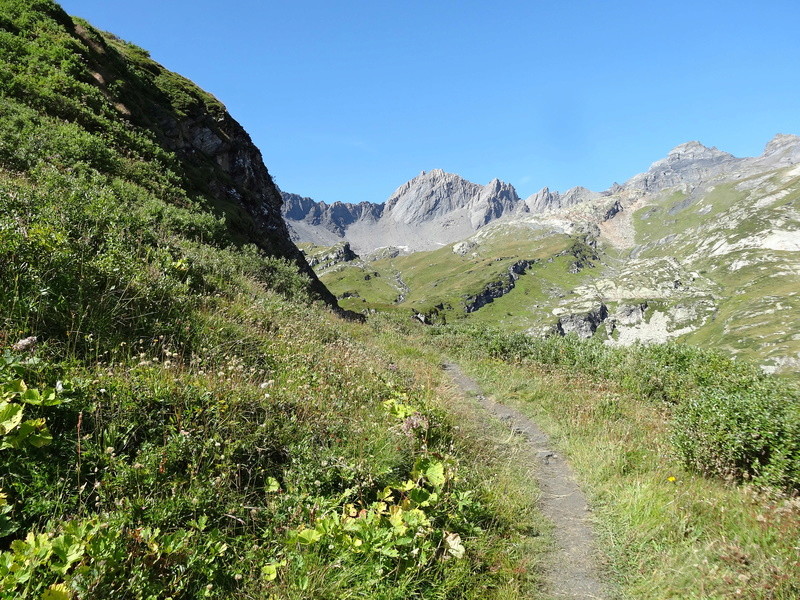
[598,197,648,249]
[443,362,607,599]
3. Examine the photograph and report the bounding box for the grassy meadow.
[0,2,798,599]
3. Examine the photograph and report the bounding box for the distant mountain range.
[282,134,800,255]
[289,134,800,374]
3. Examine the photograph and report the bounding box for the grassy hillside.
[0,2,544,597]
[412,323,800,598]
[320,226,577,323]
[318,163,800,374]
[1,2,798,599]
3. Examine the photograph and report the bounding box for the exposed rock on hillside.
[61,13,336,304]
[464,260,532,313]
[624,141,740,195]
[525,186,601,213]
[312,133,800,372]
[553,304,609,339]
[303,241,359,273]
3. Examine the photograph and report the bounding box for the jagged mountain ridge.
[311,134,800,373]
[283,168,605,253]
[283,135,800,255]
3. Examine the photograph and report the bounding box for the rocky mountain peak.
[764,133,800,155]
[383,169,513,226]
[524,185,598,214]
[760,134,800,167]
[665,140,734,162]
[624,140,741,195]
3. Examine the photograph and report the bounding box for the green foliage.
[672,385,800,488]
[0,2,518,597]
[0,351,68,538]
[442,324,800,491]
[0,517,230,599]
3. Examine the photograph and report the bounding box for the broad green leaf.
[265,477,280,492]
[4,419,52,449]
[424,460,446,488]
[6,379,27,395]
[262,560,285,582]
[408,487,432,506]
[388,505,406,533]
[0,402,23,436]
[39,388,61,406]
[296,528,322,545]
[21,388,42,405]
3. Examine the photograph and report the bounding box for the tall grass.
[408,322,800,598]
[432,324,800,491]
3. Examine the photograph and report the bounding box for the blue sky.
[60,0,800,204]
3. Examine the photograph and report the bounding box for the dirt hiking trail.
[442,362,607,600]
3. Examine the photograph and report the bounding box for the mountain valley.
[290,136,800,374]
[0,2,798,599]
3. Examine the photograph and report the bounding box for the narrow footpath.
[442,362,607,600]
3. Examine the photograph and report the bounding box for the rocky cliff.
[48,5,336,304]
[283,169,555,253]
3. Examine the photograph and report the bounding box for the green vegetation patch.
[0,2,553,597]
[415,323,800,598]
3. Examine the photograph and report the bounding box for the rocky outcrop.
[624,141,741,195]
[305,241,358,271]
[603,200,623,221]
[464,260,531,313]
[70,23,336,305]
[608,303,648,328]
[554,304,609,338]
[157,109,338,304]
[524,186,600,213]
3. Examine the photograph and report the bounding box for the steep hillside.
[0,3,552,598]
[315,136,800,373]
[0,0,334,308]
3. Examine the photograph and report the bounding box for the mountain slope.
[0,0,334,307]
[0,3,551,598]
[315,136,800,373]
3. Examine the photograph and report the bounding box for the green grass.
[320,229,575,322]
[3,3,800,598]
[409,324,800,599]
[0,2,555,597]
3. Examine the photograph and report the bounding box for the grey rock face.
[464,260,531,313]
[282,193,382,237]
[139,78,337,303]
[624,141,741,194]
[555,304,609,339]
[525,186,600,213]
[282,169,524,253]
[305,241,358,271]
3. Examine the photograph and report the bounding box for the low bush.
[443,324,800,491]
[672,384,800,488]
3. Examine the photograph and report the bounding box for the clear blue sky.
[60,0,800,204]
